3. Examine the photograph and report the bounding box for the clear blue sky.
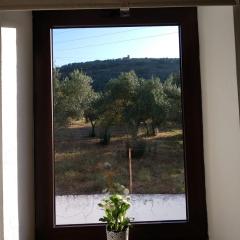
[53,26,179,67]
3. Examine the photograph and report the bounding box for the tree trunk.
[128,147,133,194]
[90,121,96,137]
[100,127,111,145]
[144,122,149,136]
[151,123,156,136]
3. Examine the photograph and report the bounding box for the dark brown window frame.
[234,5,240,118]
[33,7,208,240]
[0,0,236,11]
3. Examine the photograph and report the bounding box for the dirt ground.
[54,121,185,195]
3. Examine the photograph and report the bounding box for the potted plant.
[98,186,132,240]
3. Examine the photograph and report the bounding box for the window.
[53,25,186,225]
[34,8,208,240]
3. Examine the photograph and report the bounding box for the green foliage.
[103,71,139,124]
[165,72,181,87]
[84,92,100,137]
[54,69,95,127]
[124,76,169,136]
[53,66,182,142]
[97,71,168,138]
[58,58,180,91]
[106,71,139,101]
[140,78,168,133]
[163,76,182,124]
[98,193,131,232]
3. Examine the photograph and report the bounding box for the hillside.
[58,58,180,91]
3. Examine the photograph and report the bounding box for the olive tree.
[54,69,95,127]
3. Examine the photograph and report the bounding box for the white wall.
[198,6,240,240]
[0,6,239,240]
[0,11,34,240]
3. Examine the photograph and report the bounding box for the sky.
[53,26,180,67]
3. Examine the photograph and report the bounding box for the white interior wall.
[198,6,240,240]
[0,11,34,240]
[1,26,19,240]
[0,22,4,240]
[0,6,239,240]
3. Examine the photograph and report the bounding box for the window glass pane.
[52,26,186,225]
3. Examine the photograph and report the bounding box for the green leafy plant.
[98,190,132,232]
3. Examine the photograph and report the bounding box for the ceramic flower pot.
[106,228,129,240]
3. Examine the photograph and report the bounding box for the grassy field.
[54,121,185,196]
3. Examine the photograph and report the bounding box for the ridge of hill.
[58,58,180,91]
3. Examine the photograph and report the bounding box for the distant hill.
[58,58,180,91]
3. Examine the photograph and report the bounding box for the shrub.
[126,139,146,159]
[98,194,131,232]
[100,130,111,145]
